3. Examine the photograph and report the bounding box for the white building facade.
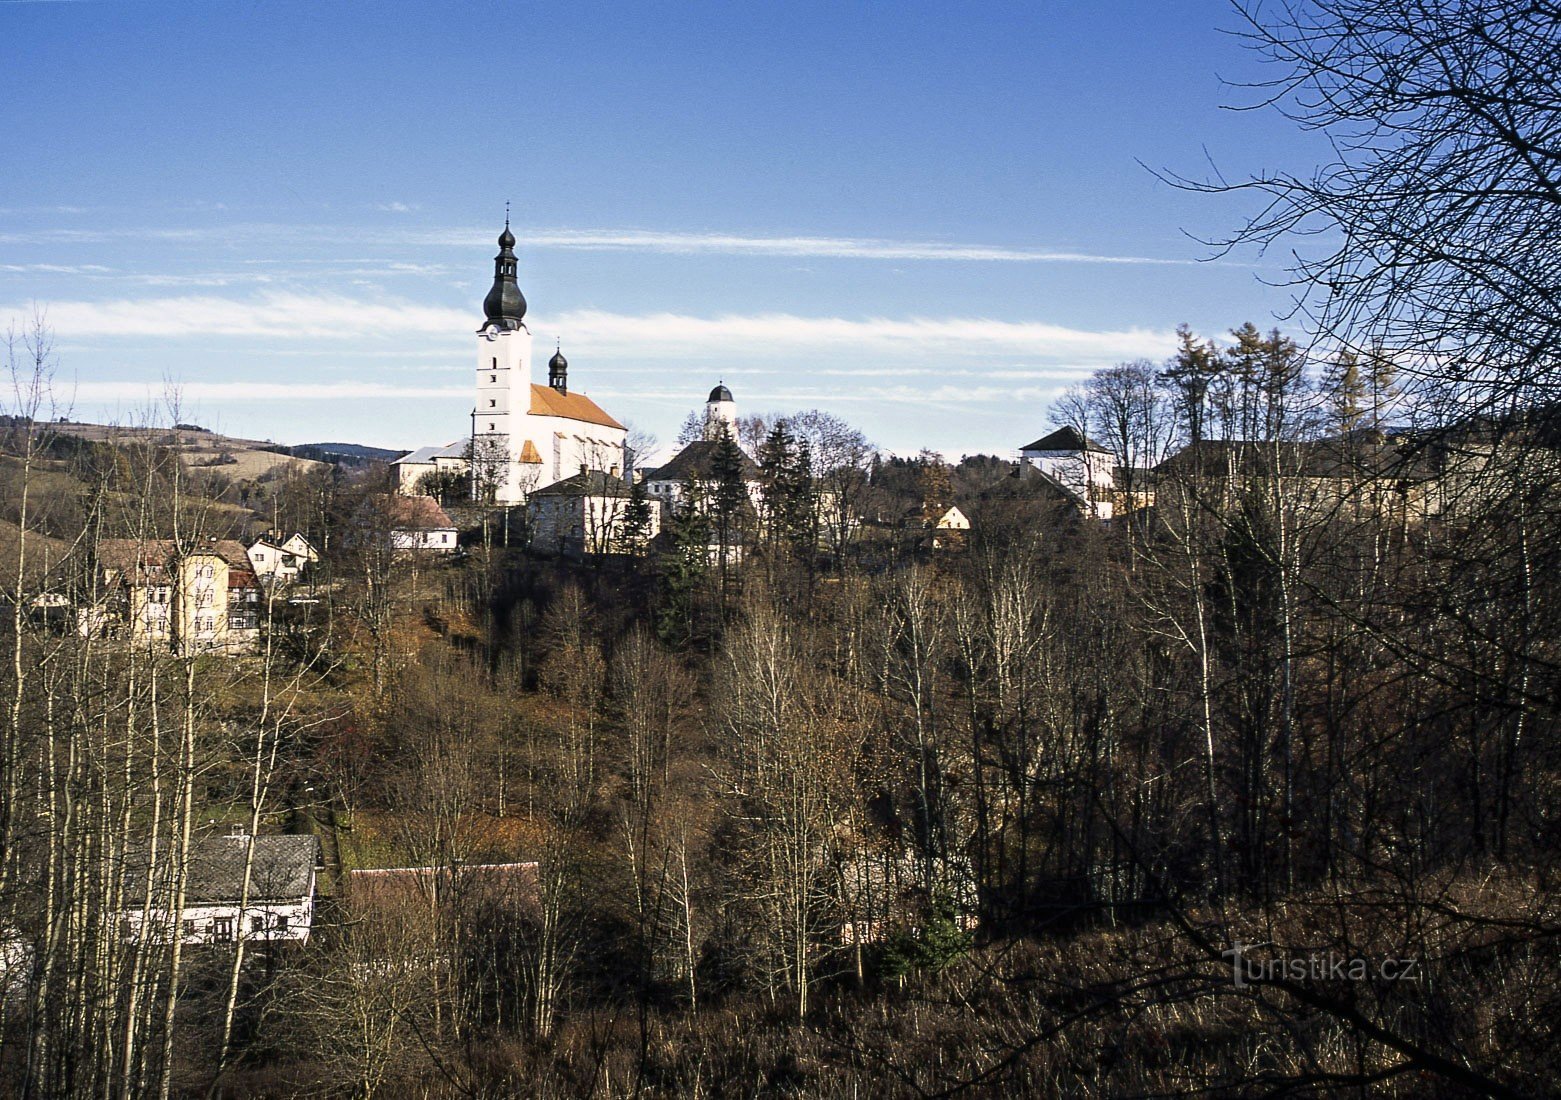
[1019,427,1116,520]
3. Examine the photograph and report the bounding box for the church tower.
[473,220,534,504]
[704,382,737,440]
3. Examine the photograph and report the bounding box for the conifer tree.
[1321,350,1367,433]
[620,477,653,557]
[655,479,709,649]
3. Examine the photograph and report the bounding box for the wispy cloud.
[0,221,1218,267]
[519,229,1209,266]
[551,309,1171,362]
[0,263,114,276]
[377,202,419,213]
[8,291,1174,363]
[71,380,467,401]
[12,292,469,338]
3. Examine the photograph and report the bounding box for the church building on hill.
[392,222,628,506]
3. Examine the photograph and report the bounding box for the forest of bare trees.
[1,0,1558,1096]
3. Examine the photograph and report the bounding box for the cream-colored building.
[94,538,261,654]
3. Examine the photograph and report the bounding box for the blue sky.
[1,0,1323,461]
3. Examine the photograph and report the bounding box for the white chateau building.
[394,223,627,505]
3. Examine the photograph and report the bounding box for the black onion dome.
[549,348,568,371]
[708,383,734,403]
[482,226,527,330]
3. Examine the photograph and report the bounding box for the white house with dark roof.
[120,829,319,946]
[393,222,628,505]
[643,384,764,511]
[1018,427,1116,519]
[247,531,318,584]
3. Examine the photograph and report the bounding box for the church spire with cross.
[481,204,527,332]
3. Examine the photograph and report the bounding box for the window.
[489,373,496,383]
[489,399,496,408]
[489,423,495,431]
[491,357,497,369]
[212,917,233,942]
[251,915,265,934]
[275,914,289,932]
[183,919,195,938]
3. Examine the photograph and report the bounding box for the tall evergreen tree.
[655,478,710,649]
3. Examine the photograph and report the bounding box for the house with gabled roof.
[1018,427,1116,519]
[373,494,458,552]
[120,828,319,946]
[92,537,262,653]
[642,384,764,510]
[527,469,658,556]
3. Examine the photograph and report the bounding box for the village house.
[246,531,319,584]
[120,828,319,946]
[92,538,262,654]
[527,469,658,557]
[1018,427,1116,519]
[362,494,459,552]
[392,441,470,496]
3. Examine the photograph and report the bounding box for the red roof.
[97,538,252,575]
[377,494,456,530]
[528,384,624,430]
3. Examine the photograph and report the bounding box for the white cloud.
[71,380,467,402]
[550,309,1171,363]
[11,292,469,338]
[519,229,1208,266]
[0,221,1218,267]
[7,292,1173,364]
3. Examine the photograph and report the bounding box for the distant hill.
[271,442,407,466]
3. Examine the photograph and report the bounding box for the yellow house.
[96,539,259,654]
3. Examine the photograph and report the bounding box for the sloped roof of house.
[529,384,624,430]
[394,441,466,465]
[980,462,1092,514]
[377,494,456,530]
[344,862,540,914]
[98,538,253,577]
[1020,426,1112,454]
[124,833,318,905]
[644,439,761,483]
[530,470,633,498]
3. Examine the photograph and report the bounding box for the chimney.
[609,463,620,479]
[579,463,588,478]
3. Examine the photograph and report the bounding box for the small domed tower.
[548,344,569,394]
[704,382,737,440]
